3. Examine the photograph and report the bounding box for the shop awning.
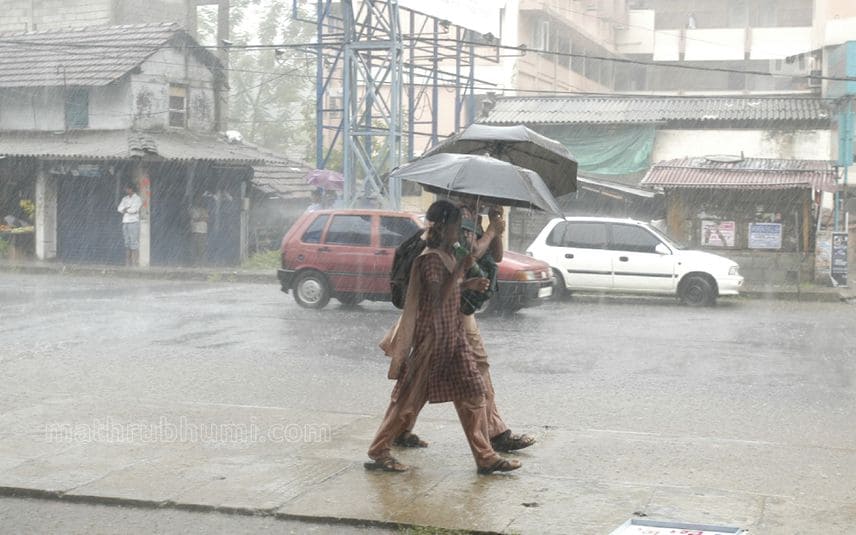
[641,157,839,192]
[0,129,270,165]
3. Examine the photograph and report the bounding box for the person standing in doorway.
[117,183,142,267]
[190,193,209,265]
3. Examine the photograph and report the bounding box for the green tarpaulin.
[537,125,655,176]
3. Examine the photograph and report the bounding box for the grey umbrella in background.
[388,153,563,215]
[421,123,578,198]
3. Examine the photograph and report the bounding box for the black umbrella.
[422,123,578,197]
[388,153,563,215]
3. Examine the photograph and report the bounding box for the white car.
[526,217,743,306]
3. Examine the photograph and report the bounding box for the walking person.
[117,183,142,267]
[366,200,522,474]
[394,201,536,453]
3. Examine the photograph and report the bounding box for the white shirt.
[117,193,142,223]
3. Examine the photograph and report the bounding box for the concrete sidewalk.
[1,396,854,534]
[1,259,853,303]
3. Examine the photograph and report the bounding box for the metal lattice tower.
[294,0,499,207]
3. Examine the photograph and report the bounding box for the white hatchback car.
[526,217,743,306]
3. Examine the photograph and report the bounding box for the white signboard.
[610,519,744,535]
[748,222,783,249]
[701,220,736,248]
[399,0,503,35]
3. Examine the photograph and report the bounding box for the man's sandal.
[491,430,536,452]
[393,431,429,448]
[477,458,522,475]
[364,456,410,472]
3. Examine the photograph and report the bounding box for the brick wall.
[0,0,112,33]
[0,0,190,33]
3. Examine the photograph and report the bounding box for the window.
[610,224,661,253]
[65,88,89,129]
[168,84,187,128]
[325,215,372,246]
[301,215,329,243]
[379,216,420,248]
[547,222,607,249]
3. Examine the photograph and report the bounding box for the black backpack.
[390,229,427,309]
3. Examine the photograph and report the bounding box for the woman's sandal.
[393,432,429,448]
[477,458,522,475]
[490,430,536,452]
[364,456,410,472]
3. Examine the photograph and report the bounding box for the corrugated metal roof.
[482,95,831,127]
[0,129,271,164]
[0,22,220,88]
[641,157,839,191]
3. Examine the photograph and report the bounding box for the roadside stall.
[0,160,35,261]
[641,156,838,285]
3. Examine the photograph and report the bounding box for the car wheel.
[336,294,364,306]
[680,275,716,307]
[293,270,331,309]
[551,269,568,300]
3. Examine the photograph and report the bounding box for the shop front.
[642,157,838,286]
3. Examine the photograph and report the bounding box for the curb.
[2,262,851,303]
[0,263,275,285]
[0,485,503,535]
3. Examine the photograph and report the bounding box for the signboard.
[748,222,782,249]
[610,519,744,535]
[701,220,735,247]
[831,232,848,286]
[399,0,503,36]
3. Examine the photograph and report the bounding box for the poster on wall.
[831,232,848,286]
[748,222,783,249]
[701,220,735,247]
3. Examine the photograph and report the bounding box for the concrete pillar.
[240,179,248,262]
[34,162,57,260]
[133,164,152,267]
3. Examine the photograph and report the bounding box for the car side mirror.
[654,243,670,255]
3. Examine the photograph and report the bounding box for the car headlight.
[729,265,740,276]
[513,270,537,281]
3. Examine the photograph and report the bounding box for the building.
[0,22,278,267]
[641,157,838,284]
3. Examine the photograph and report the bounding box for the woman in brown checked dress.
[365,200,522,474]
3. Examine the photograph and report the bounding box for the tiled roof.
[0,22,221,88]
[251,155,314,200]
[641,157,839,191]
[482,96,831,127]
[0,129,271,164]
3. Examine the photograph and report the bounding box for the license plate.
[538,286,552,298]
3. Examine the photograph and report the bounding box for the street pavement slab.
[1,396,854,533]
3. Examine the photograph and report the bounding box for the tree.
[197,1,315,156]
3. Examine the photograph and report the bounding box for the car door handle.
[619,256,629,262]
[564,253,574,259]
[318,247,331,252]
[374,250,388,255]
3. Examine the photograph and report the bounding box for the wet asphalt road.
[1,273,855,530]
[2,273,854,447]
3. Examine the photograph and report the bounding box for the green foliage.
[242,248,281,269]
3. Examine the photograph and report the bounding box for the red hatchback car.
[277,208,553,311]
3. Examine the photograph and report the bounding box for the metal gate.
[57,173,124,264]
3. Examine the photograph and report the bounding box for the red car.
[277,208,553,311]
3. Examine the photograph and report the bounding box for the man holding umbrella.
[395,197,536,454]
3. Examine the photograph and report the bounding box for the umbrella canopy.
[422,123,578,198]
[388,153,563,215]
[304,169,344,191]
